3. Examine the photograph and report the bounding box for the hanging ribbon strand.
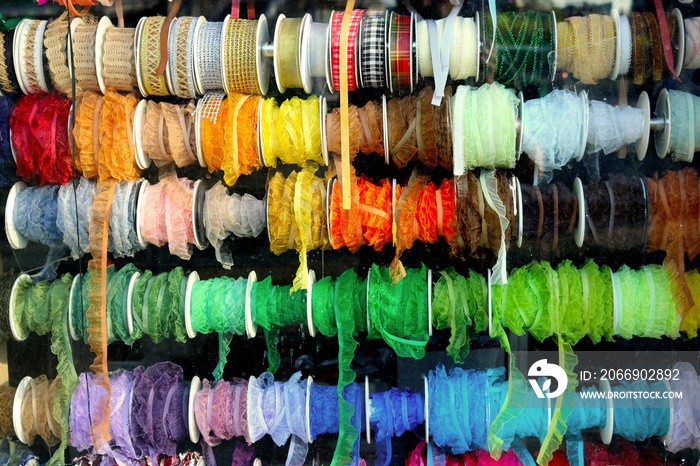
[261,95,324,168]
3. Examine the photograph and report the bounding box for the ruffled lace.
[98,89,140,182]
[221,93,261,186]
[73,91,102,179]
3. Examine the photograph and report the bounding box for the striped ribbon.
[360,11,386,89]
[388,12,412,92]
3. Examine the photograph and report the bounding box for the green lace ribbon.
[136,268,188,344]
[431,268,487,363]
[191,276,247,379]
[106,264,139,346]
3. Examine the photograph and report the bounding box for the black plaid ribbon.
[360,11,386,88]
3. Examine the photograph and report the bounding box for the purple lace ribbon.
[69,373,108,453]
[667,362,700,453]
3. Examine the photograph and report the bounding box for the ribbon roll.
[452,83,519,174]
[326,99,384,161]
[222,17,263,95]
[618,15,633,76]
[386,86,452,169]
[168,16,199,99]
[138,170,201,260]
[196,21,225,93]
[204,181,266,269]
[43,12,72,96]
[274,16,304,91]
[387,12,412,92]
[586,99,645,156]
[0,31,19,94]
[685,17,700,69]
[520,182,578,256]
[261,95,324,168]
[73,21,101,92]
[98,90,141,181]
[143,100,197,168]
[360,11,386,88]
[267,166,329,292]
[17,19,50,94]
[103,25,138,92]
[484,11,555,88]
[330,9,365,92]
[138,17,171,96]
[666,90,700,163]
[522,90,585,184]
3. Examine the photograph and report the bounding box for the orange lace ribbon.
[647,168,700,313]
[98,89,140,182]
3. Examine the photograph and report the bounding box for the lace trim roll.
[73,22,100,92]
[44,12,72,96]
[325,100,384,162]
[196,22,224,92]
[168,17,198,99]
[221,92,261,185]
[586,100,645,155]
[0,385,16,438]
[261,95,324,168]
[200,91,227,170]
[13,184,64,250]
[204,181,265,269]
[268,168,329,291]
[556,14,616,84]
[416,17,478,81]
[10,92,74,186]
[667,90,700,163]
[57,178,96,259]
[679,269,700,338]
[19,20,50,94]
[103,26,138,92]
[222,18,261,95]
[139,17,170,96]
[143,100,197,168]
[73,91,102,178]
[370,388,424,466]
[138,170,200,260]
[0,94,18,188]
[523,90,584,184]
[98,89,140,182]
[520,182,579,256]
[453,83,518,174]
[584,174,647,251]
[0,32,18,94]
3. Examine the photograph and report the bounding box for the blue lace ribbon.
[370,387,424,466]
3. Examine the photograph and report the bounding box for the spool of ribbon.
[260,95,324,168]
[190,276,247,379]
[666,90,700,163]
[326,99,384,161]
[416,16,478,82]
[484,11,555,88]
[329,10,365,92]
[12,184,65,253]
[520,182,578,256]
[646,168,700,313]
[586,100,645,156]
[0,94,18,187]
[168,16,199,99]
[522,90,584,184]
[195,21,225,93]
[274,16,304,91]
[17,376,61,448]
[453,171,516,285]
[0,385,16,439]
[556,14,617,84]
[370,388,424,466]
[685,17,700,69]
[194,377,251,465]
[452,83,519,175]
[629,12,664,84]
[583,174,647,252]
[102,25,138,92]
[98,89,141,182]
[0,31,19,94]
[198,91,262,186]
[138,170,200,260]
[359,11,386,89]
[143,99,198,168]
[10,92,73,186]
[72,20,101,92]
[221,17,264,95]
[43,12,72,96]
[387,12,412,93]
[267,166,329,292]
[204,181,265,269]
[431,267,487,364]
[138,16,172,96]
[16,19,50,94]
[328,174,394,253]
[386,86,452,170]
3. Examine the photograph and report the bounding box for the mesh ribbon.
[222,18,262,95]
